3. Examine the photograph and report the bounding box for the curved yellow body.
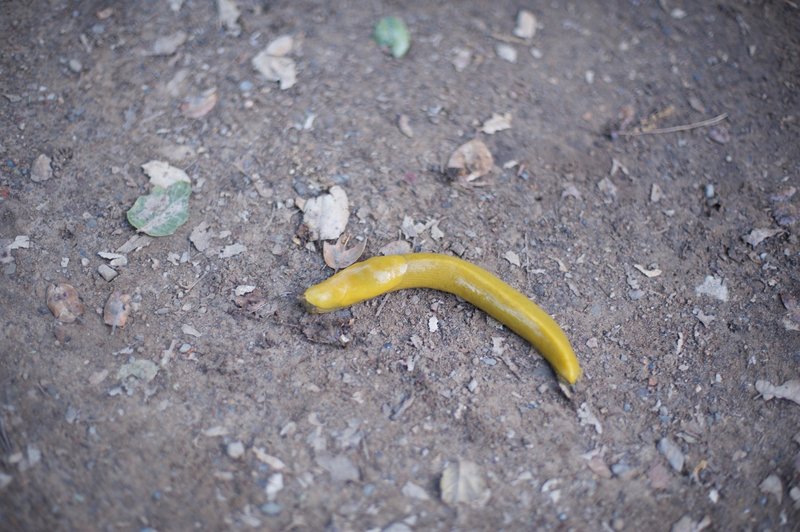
[303,253,582,384]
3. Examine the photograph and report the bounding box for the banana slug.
[303,253,582,384]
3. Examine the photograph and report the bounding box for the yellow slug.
[303,253,582,384]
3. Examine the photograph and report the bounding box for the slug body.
[303,253,582,384]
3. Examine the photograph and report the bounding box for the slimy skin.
[303,253,582,384]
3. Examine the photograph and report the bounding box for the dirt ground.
[1,0,799,530]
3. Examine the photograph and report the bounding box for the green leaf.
[374,16,410,58]
[126,181,191,237]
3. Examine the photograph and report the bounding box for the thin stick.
[617,113,728,136]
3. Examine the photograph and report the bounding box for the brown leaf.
[103,291,131,330]
[323,235,367,269]
[446,139,493,183]
[47,283,84,323]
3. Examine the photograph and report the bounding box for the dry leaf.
[756,379,800,406]
[504,250,521,267]
[695,275,728,302]
[634,264,662,278]
[743,228,782,247]
[440,460,491,508]
[103,291,131,330]
[513,10,537,39]
[181,88,218,119]
[217,0,241,35]
[47,283,84,323]
[302,186,350,241]
[253,38,297,90]
[481,112,512,134]
[189,221,212,252]
[265,35,293,57]
[323,236,367,269]
[447,139,493,183]
[141,160,190,188]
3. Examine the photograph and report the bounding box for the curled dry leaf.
[446,139,493,183]
[47,283,84,323]
[397,114,414,138]
[181,88,218,119]
[323,235,367,269]
[103,291,131,330]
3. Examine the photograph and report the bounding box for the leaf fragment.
[141,160,190,188]
[440,460,491,508]
[127,181,191,237]
[374,16,411,58]
[302,186,350,241]
[446,139,494,183]
[481,112,512,134]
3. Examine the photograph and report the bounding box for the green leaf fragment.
[374,16,410,58]
[126,181,191,237]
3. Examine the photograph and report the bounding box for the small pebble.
[98,264,118,281]
[68,59,82,73]
[227,441,245,459]
[260,502,281,516]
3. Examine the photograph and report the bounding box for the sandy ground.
[1,0,799,530]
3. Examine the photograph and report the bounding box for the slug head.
[303,255,408,312]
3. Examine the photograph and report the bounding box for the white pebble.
[227,441,245,459]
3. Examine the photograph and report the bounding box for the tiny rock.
[47,283,84,323]
[227,441,245,459]
[30,154,53,183]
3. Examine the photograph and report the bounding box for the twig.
[617,113,728,137]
